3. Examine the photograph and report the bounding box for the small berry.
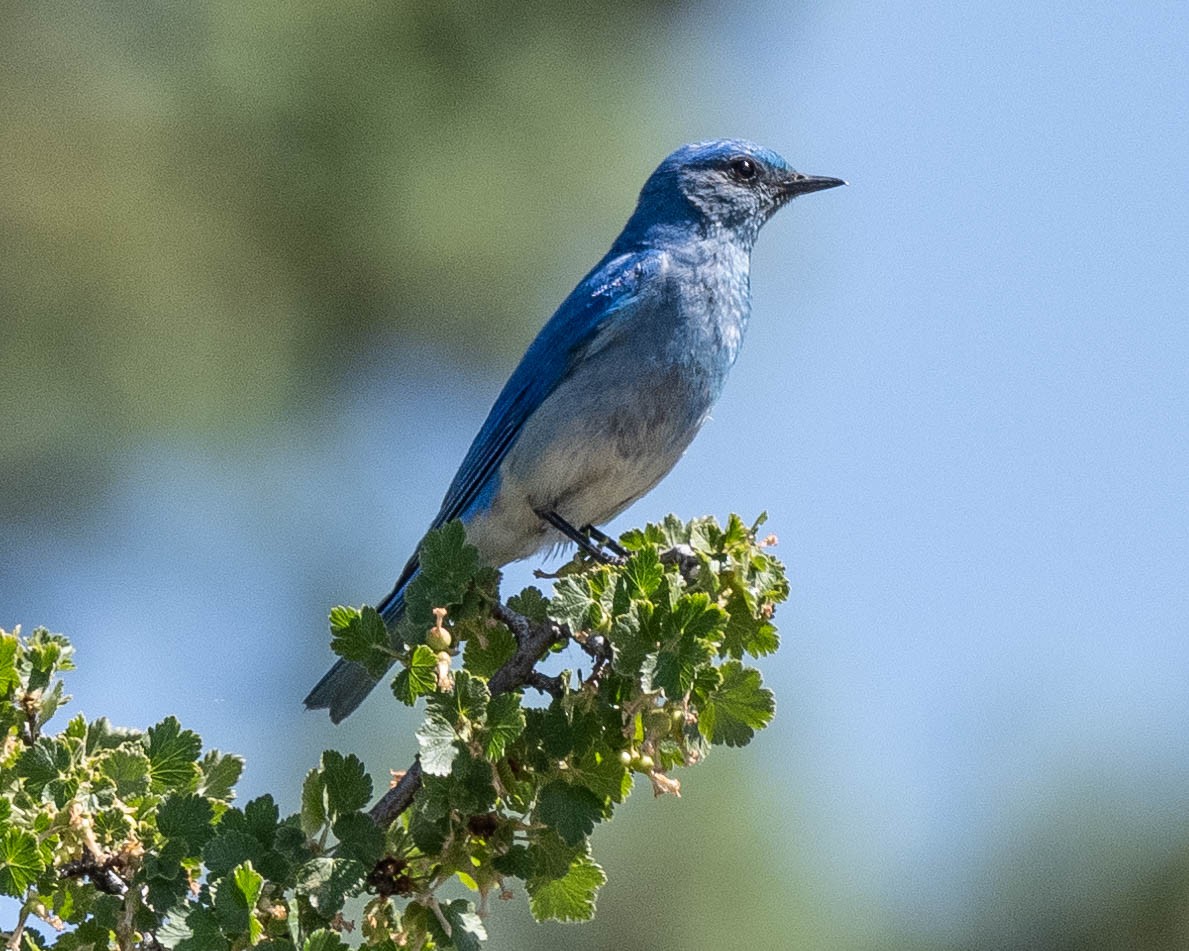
[426,628,452,652]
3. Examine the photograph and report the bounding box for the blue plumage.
[306,139,844,722]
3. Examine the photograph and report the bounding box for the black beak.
[781,172,847,197]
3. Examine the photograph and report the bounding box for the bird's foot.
[535,510,626,564]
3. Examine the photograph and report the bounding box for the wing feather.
[374,249,661,618]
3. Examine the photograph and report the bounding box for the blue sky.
[643,0,1189,920]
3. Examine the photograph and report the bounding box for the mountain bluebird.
[306,138,844,722]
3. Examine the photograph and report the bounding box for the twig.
[367,546,698,826]
[6,904,29,951]
[524,671,564,698]
[368,760,424,826]
[368,604,568,826]
[59,853,129,897]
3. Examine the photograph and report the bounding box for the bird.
[306,138,844,722]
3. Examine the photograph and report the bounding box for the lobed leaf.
[527,847,605,923]
[697,661,775,747]
[391,643,438,705]
[329,604,393,679]
[147,716,203,793]
[535,781,604,847]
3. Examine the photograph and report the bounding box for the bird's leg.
[536,509,623,563]
[582,524,628,559]
[536,509,607,560]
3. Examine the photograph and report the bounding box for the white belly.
[463,362,711,565]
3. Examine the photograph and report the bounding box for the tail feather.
[306,564,413,722]
[303,659,380,724]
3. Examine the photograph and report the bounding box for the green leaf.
[233,859,263,898]
[408,807,449,855]
[155,905,196,950]
[25,629,73,693]
[300,767,327,839]
[482,692,525,760]
[147,716,203,793]
[199,750,245,801]
[294,857,365,914]
[170,905,229,951]
[400,521,485,628]
[33,679,69,731]
[492,844,532,880]
[157,794,215,854]
[331,812,383,867]
[622,547,665,598]
[527,848,605,923]
[329,605,393,680]
[462,623,516,679]
[143,838,186,889]
[0,828,46,897]
[698,661,775,747]
[506,586,550,623]
[242,795,280,847]
[63,712,87,740]
[213,861,264,942]
[391,644,438,705]
[571,748,632,804]
[99,746,152,798]
[0,632,19,695]
[203,830,262,878]
[429,669,489,726]
[320,751,372,816]
[443,899,487,951]
[651,614,716,698]
[720,587,781,657]
[669,592,727,640]
[686,515,719,553]
[84,716,141,756]
[607,602,654,678]
[535,781,604,847]
[15,737,74,797]
[303,930,350,951]
[548,576,600,631]
[542,698,611,761]
[415,715,459,776]
[447,749,498,815]
[273,815,311,867]
[524,829,578,880]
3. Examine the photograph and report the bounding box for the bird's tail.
[304,564,414,722]
[303,659,378,724]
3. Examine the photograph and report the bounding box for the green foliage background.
[2,1,677,508]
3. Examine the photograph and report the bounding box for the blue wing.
[308,249,662,720]
[375,248,661,616]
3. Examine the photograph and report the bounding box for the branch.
[368,601,568,826]
[5,904,29,951]
[367,543,702,826]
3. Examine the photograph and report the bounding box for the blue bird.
[306,139,844,722]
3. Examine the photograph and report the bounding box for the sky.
[649,0,1189,925]
[4,0,1188,943]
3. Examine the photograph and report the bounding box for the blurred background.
[3,1,1188,947]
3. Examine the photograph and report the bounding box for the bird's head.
[625,138,845,249]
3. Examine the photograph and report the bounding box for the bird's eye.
[729,157,758,180]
